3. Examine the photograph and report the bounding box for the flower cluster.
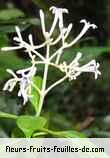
[2,6,101,106]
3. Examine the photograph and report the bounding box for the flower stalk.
[37,44,50,116]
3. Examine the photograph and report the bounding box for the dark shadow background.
[0,0,110,137]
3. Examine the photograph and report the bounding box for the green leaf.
[16,115,47,137]
[0,8,25,21]
[29,76,42,114]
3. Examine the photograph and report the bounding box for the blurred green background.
[0,0,110,138]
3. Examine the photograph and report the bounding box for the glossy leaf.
[16,115,47,137]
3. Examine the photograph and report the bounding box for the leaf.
[29,76,42,114]
[16,115,47,137]
[56,130,86,138]
[0,8,25,21]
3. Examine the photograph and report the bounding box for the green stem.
[0,111,18,119]
[33,128,64,138]
[36,44,50,116]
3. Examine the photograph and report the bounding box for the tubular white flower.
[49,6,68,36]
[39,9,49,39]
[50,6,68,29]
[60,53,101,81]
[76,60,101,79]
[66,19,97,48]
[3,66,37,104]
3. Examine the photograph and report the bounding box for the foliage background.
[0,0,110,137]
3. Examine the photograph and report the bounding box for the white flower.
[3,66,37,104]
[76,60,101,79]
[60,52,101,80]
[50,6,68,29]
[66,19,97,47]
[49,6,68,37]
